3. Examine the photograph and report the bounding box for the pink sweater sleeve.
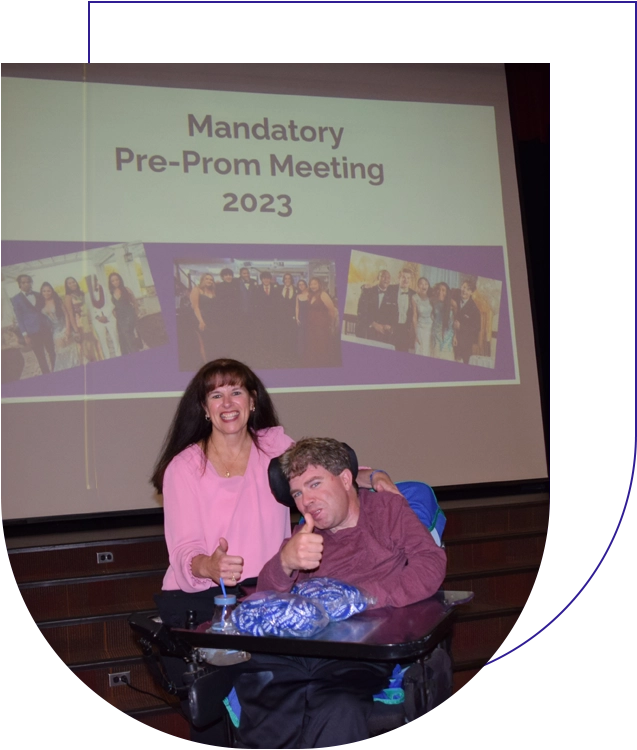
[162,453,215,593]
[257,426,295,457]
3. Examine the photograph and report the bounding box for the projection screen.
[1,64,547,520]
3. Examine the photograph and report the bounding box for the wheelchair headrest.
[268,443,359,509]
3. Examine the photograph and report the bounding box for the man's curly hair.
[279,437,352,480]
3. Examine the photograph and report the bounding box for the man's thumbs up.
[300,514,315,533]
[280,513,323,575]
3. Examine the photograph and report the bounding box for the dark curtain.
[505,64,550,466]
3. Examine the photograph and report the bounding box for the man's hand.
[193,537,244,584]
[280,515,324,576]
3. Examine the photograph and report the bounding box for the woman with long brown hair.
[302,277,339,367]
[189,272,217,362]
[295,278,309,362]
[108,272,141,355]
[63,276,103,363]
[431,281,457,361]
[412,276,434,357]
[40,282,82,371]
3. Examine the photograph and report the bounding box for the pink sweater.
[162,427,294,592]
[257,490,447,608]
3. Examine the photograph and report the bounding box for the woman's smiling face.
[204,383,254,436]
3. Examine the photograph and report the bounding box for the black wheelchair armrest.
[128,612,236,730]
[128,612,193,658]
[128,612,206,698]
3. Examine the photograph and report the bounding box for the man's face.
[399,272,412,290]
[221,273,233,284]
[378,271,391,290]
[460,283,472,302]
[240,269,250,282]
[289,464,355,532]
[19,277,33,293]
[283,274,293,287]
[262,276,271,287]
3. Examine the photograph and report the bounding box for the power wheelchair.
[129,447,464,744]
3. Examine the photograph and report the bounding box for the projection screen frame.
[1,63,548,524]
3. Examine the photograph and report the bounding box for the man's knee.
[304,689,372,746]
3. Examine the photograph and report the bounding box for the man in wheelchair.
[229,437,447,748]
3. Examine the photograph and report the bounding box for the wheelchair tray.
[171,589,472,662]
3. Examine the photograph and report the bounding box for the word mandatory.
[188,115,345,150]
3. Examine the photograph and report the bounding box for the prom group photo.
[1,243,168,383]
[174,257,342,372]
[342,250,503,368]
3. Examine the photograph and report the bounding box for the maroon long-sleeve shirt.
[257,489,447,608]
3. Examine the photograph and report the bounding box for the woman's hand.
[199,321,206,331]
[370,470,402,495]
[193,537,244,585]
[357,469,402,495]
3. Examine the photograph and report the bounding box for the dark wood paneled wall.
[7,493,548,738]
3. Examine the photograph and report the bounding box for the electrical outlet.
[108,671,130,687]
[97,551,114,564]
